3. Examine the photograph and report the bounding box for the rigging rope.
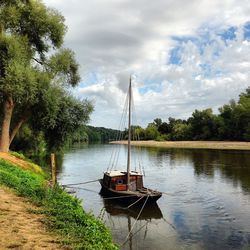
[130,86,144,175]
[107,89,129,172]
[107,78,146,176]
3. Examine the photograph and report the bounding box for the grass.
[0,158,118,250]
[10,151,27,160]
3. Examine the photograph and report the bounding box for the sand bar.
[110,140,250,151]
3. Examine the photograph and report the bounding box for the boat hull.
[99,179,162,205]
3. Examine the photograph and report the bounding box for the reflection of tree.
[173,209,250,250]
[190,150,218,177]
[191,150,250,194]
[142,147,250,194]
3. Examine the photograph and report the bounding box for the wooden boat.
[99,77,162,205]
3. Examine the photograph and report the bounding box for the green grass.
[10,151,27,160]
[0,159,118,250]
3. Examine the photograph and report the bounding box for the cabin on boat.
[103,170,143,191]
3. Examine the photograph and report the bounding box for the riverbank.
[110,140,250,150]
[0,152,117,250]
[0,186,65,249]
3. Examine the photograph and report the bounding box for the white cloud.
[43,0,250,128]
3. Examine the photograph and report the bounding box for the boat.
[99,77,162,205]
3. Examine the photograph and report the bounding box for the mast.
[127,76,132,190]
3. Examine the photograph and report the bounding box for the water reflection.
[101,199,163,250]
[101,198,163,220]
[141,147,250,194]
[58,144,250,249]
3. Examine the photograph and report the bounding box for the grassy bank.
[110,140,250,150]
[0,156,117,250]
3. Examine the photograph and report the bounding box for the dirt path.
[0,187,67,250]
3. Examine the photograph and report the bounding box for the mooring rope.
[162,217,176,231]
[161,190,186,196]
[126,195,145,209]
[130,221,148,240]
[61,179,99,187]
[121,195,149,247]
[65,186,99,194]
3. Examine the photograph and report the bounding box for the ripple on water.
[59,144,250,250]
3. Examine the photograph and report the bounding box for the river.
[57,143,250,250]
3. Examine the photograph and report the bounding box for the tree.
[153,118,162,129]
[218,89,250,141]
[188,109,219,140]
[145,126,160,140]
[0,0,84,152]
[158,122,170,135]
[235,88,250,140]
[42,94,93,150]
[171,123,192,141]
[218,100,237,140]
[134,127,146,140]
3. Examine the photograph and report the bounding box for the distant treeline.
[133,87,250,141]
[70,126,120,143]
[71,87,250,144]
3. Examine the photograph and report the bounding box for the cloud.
[43,0,250,128]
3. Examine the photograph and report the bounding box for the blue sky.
[44,0,250,128]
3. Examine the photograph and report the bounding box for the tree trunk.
[9,109,30,145]
[0,96,14,152]
[9,117,27,145]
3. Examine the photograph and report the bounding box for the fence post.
[51,153,57,186]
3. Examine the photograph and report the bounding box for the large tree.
[0,0,88,152]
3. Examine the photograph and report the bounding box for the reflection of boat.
[101,197,163,250]
[99,77,162,204]
[101,195,163,220]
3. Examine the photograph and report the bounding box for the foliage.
[188,108,219,140]
[0,0,93,152]
[34,92,94,151]
[11,124,47,155]
[218,100,237,140]
[145,125,160,140]
[134,126,146,140]
[141,87,250,142]
[0,159,118,250]
[171,123,192,141]
[69,125,120,144]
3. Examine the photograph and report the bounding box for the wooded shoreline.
[110,140,250,150]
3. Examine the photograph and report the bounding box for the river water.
[57,143,250,250]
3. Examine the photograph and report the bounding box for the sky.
[44,0,250,129]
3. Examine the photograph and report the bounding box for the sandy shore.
[110,140,250,150]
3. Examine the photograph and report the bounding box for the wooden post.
[51,153,57,186]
